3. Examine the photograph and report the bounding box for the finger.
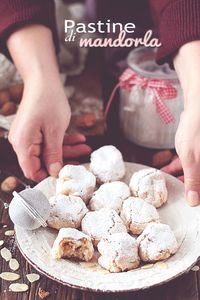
[177,175,184,182]
[63,161,80,165]
[161,157,183,175]
[172,154,178,161]
[43,128,64,177]
[63,144,92,159]
[183,170,200,207]
[64,133,86,145]
[17,145,48,182]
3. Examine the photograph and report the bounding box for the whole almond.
[9,84,23,103]
[77,113,97,128]
[0,90,10,107]
[152,150,173,168]
[0,101,17,116]
[26,273,40,283]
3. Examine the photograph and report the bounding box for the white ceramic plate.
[15,163,200,292]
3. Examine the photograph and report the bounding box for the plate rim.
[16,237,199,293]
[15,162,200,293]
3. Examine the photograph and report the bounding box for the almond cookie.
[90,145,125,183]
[47,195,88,230]
[129,168,167,208]
[51,228,94,261]
[97,232,140,272]
[89,181,130,213]
[137,223,178,262]
[81,208,127,246]
[120,197,160,234]
[56,165,96,204]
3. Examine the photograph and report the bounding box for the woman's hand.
[8,76,71,182]
[161,157,183,182]
[7,24,91,182]
[8,67,92,182]
[9,86,91,181]
[162,108,200,206]
[162,41,200,207]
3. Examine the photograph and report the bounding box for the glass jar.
[119,47,183,149]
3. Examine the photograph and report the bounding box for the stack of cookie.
[49,145,178,273]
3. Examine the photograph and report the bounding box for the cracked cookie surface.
[47,194,88,230]
[89,181,130,213]
[97,232,140,272]
[56,165,96,204]
[129,168,168,208]
[121,197,160,234]
[90,145,125,183]
[81,208,127,246]
[137,223,178,262]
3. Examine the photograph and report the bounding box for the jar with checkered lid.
[119,47,183,149]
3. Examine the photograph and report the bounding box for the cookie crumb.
[38,288,50,299]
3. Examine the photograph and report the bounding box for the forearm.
[0,0,59,58]
[173,41,200,110]
[7,24,60,85]
[6,27,71,181]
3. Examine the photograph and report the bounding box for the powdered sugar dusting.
[47,194,88,229]
[121,197,160,234]
[97,232,140,272]
[129,168,167,208]
[89,181,130,213]
[14,162,200,292]
[56,165,96,203]
[137,223,178,261]
[81,208,127,242]
[53,228,92,246]
[122,197,160,224]
[90,146,126,183]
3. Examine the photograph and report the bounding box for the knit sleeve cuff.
[156,0,200,66]
[0,0,59,59]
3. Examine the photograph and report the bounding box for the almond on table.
[0,247,12,261]
[0,272,20,281]
[26,273,40,283]
[0,101,17,116]
[152,150,174,168]
[9,283,29,292]
[1,176,20,193]
[0,89,10,106]
[9,258,20,271]
[5,230,15,236]
[9,84,24,103]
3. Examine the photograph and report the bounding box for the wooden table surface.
[0,137,200,300]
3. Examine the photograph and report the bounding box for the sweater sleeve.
[0,0,59,58]
[149,0,200,65]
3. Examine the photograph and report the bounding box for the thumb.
[183,160,200,207]
[43,129,64,177]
